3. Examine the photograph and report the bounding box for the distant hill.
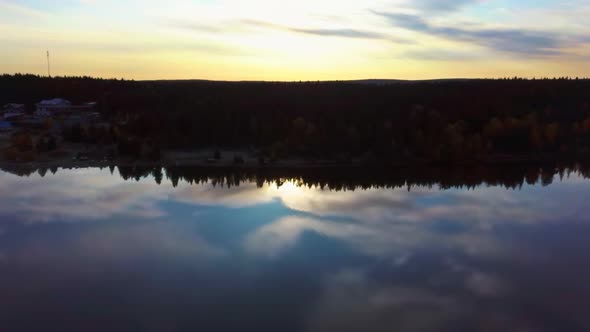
[138,78,480,85]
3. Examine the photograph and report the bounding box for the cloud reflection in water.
[1,168,590,331]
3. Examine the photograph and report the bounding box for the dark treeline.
[3,74,590,163]
[2,162,589,191]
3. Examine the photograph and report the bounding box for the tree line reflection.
[3,162,590,191]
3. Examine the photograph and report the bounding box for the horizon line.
[2,73,590,83]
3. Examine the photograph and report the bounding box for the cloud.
[239,178,590,259]
[374,11,579,56]
[288,27,413,44]
[289,27,386,39]
[244,19,411,43]
[306,269,466,332]
[172,182,276,208]
[403,49,481,61]
[242,211,497,259]
[465,271,508,297]
[0,1,49,19]
[74,221,226,260]
[0,168,582,231]
[164,20,226,34]
[2,221,226,279]
[409,0,481,13]
[168,18,412,44]
[244,216,394,257]
[0,168,171,223]
[3,167,590,330]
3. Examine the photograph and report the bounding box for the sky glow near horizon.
[1,0,589,80]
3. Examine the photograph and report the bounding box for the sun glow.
[275,181,301,194]
[265,180,315,208]
[1,0,590,79]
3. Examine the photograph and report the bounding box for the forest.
[2,74,590,164]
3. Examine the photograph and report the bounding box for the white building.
[2,103,26,120]
[35,98,72,117]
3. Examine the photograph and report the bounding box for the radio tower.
[47,50,51,77]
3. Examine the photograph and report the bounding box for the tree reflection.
[2,162,590,191]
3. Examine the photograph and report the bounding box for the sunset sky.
[1,0,589,80]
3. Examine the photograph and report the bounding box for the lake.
[1,166,589,331]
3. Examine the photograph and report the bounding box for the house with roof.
[35,99,72,117]
[2,103,26,120]
[4,103,25,111]
[35,99,98,118]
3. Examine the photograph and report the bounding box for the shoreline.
[0,154,585,171]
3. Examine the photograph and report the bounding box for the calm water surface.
[1,168,589,331]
